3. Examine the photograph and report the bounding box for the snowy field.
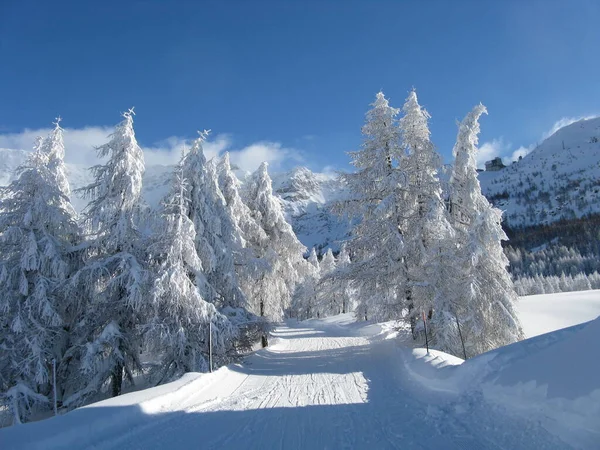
[517,289,600,337]
[1,290,599,449]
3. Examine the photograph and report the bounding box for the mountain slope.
[479,117,600,229]
[271,167,350,252]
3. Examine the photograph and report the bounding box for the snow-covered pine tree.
[436,104,523,357]
[182,134,269,352]
[291,247,320,320]
[398,89,455,336]
[68,109,147,403]
[217,151,269,298]
[216,152,271,347]
[316,249,338,316]
[217,153,268,255]
[37,118,72,199]
[181,132,246,310]
[0,121,80,423]
[147,157,235,383]
[207,158,248,309]
[244,162,308,320]
[334,243,353,314]
[334,92,407,322]
[448,104,489,228]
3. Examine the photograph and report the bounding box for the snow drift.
[406,316,600,449]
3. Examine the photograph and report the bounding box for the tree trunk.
[259,299,268,347]
[111,364,123,397]
[407,288,416,340]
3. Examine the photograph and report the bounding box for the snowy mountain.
[271,167,350,252]
[0,152,352,253]
[479,117,600,229]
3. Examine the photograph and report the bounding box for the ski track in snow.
[2,318,571,450]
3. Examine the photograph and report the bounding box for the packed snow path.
[2,317,570,449]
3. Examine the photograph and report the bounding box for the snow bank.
[0,369,227,449]
[482,319,599,446]
[405,318,600,448]
[402,349,464,394]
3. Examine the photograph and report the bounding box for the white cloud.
[0,126,303,174]
[508,146,531,162]
[477,138,511,169]
[320,165,341,179]
[229,141,302,173]
[542,115,598,140]
[478,138,534,169]
[0,126,112,167]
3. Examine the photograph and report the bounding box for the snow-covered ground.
[518,289,600,337]
[1,291,598,449]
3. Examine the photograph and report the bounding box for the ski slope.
[1,315,576,450]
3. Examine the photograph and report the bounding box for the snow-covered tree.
[334,92,407,322]
[334,244,353,314]
[320,249,336,277]
[291,247,320,320]
[338,92,401,219]
[0,121,80,423]
[147,159,235,383]
[216,152,272,346]
[434,104,523,357]
[217,152,270,299]
[398,89,455,335]
[68,109,148,403]
[448,104,489,228]
[218,153,268,254]
[36,118,72,199]
[182,133,246,310]
[316,249,338,316]
[244,162,308,320]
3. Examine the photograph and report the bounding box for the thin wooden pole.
[422,311,429,355]
[209,320,213,373]
[455,314,467,360]
[52,359,57,415]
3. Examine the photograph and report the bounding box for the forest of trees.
[500,213,600,296]
[0,113,308,424]
[1,90,527,424]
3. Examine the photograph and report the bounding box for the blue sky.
[1,0,599,172]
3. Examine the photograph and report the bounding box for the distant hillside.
[479,117,600,229]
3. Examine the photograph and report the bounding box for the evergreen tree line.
[291,246,355,320]
[507,243,600,279]
[505,240,600,295]
[295,90,524,359]
[513,271,600,296]
[0,112,310,424]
